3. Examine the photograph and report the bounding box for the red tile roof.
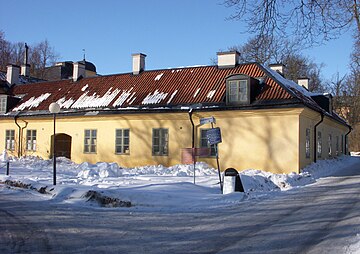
[10,63,295,112]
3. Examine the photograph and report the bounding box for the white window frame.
[5,129,15,151]
[115,129,130,155]
[305,128,311,158]
[26,129,37,151]
[152,128,169,156]
[328,134,332,157]
[317,131,322,158]
[0,96,7,113]
[84,129,97,154]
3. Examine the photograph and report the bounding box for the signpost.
[199,117,223,192]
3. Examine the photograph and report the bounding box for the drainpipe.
[14,115,28,157]
[313,113,324,163]
[345,126,352,155]
[188,108,196,184]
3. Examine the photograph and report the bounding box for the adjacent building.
[0,51,351,174]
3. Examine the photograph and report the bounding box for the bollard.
[6,161,9,175]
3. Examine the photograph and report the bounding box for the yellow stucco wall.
[299,108,349,170]
[0,107,348,174]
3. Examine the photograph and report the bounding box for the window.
[26,130,37,151]
[228,80,248,103]
[341,134,344,154]
[200,129,216,157]
[336,136,339,156]
[0,96,7,113]
[328,134,332,157]
[152,128,168,156]
[84,129,97,153]
[317,131,322,158]
[305,128,311,158]
[115,129,130,154]
[5,130,15,151]
[226,74,253,105]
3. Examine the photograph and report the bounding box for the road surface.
[0,160,360,253]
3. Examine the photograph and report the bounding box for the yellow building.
[0,52,350,174]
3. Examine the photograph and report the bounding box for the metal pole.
[6,161,9,175]
[189,110,196,185]
[211,122,222,192]
[215,145,223,192]
[53,113,56,185]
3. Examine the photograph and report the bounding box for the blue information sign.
[206,127,222,145]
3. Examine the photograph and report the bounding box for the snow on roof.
[154,73,164,81]
[81,84,89,92]
[57,97,75,109]
[262,65,316,98]
[206,90,216,100]
[193,88,201,98]
[113,88,135,107]
[167,90,178,104]
[13,93,51,111]
[142,90,168,105]
[71,88,121,109]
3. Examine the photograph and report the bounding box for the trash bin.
[223,168,244,194]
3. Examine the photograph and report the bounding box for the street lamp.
[49,102,60,185]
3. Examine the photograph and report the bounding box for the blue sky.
[1,0,354,81]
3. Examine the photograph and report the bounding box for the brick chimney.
[132,53,146,75]
[217,51,240,68]
[6,65,20,85]
[73,62,86,81]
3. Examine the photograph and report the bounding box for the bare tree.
[224,0,360,46]
[0,31,12,71]
[0,31,59,78]
[30,39,59,79]
[229,35,300,64]
[228,35,325,92]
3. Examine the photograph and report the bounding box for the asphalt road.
[1,160,360,254]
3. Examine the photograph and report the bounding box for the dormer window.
[0,96,7,113]
[226,74,259,105]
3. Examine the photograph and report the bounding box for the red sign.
[181,148,211,164]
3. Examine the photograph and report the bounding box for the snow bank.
[1,155,359,210]
[76,161,216,179]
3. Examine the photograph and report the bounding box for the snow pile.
[0,150,8,162]
[76,161,217,179]
[77,162,123,178]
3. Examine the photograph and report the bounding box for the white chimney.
[298,78,309,89]
[217,51,240,68]
[132,53,146,75]
[6,65,20,85]
[73,62,86,81]
[269,63,285,75]
[21,64,30,77]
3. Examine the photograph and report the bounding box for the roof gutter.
[14,114,28,157]
[345,126,352,155]
[313,112,324,163]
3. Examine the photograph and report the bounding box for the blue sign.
[206,127,222,145]
[200,117,216,125]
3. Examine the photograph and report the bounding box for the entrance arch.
[50,133,72,159]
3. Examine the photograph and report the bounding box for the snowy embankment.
[0,152,359,211]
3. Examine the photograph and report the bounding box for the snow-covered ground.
[0,151,358,211]
[1,152,360,253]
